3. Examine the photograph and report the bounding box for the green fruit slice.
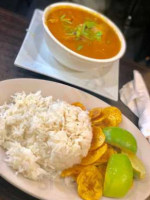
[103,127,137,153]
[122,151,146,179]
[104,154,133,198]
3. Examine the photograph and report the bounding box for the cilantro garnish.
[77,45,83,51]
[73,21,102,41]
[84,21,96,29]
[95,31,102,40]
[60,14,66,20]
[60,14,72,24]
[60,15,103,51]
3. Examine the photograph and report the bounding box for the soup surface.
[46,6,121,59]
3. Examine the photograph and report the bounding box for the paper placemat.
[14,9,119,101]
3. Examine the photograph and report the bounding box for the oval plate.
[0,79,150,200]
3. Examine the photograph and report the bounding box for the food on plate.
[45,5,121,59]
[61,104,145,200]
[89,107,102,120]
[94,145,117,165]
[90,126,105,151]
[103,127,137,153]
[97,164,107,180]
[122,151,146,179]
[91,106,122,127]
[77,165,103,200]
[0,92,92,180]
[61,164,87,178]
[0,94,146,200]
[103,154,133,198]
[71,102,86,110]
[81,143,108,165]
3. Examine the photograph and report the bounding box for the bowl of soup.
[43,2,126,71]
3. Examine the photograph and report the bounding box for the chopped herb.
[64,19,72,24]
[65,27,74,35]
[81,23,86,34]
[48,19,58,23]
[76,25,82,38]
[95,31,102,40]
[60,14,66,20]
[74,21,96,39]
[60,14,72,24]
[67,32,74,36]
[84,21,96,29]
[73,21,102,41]
[60,16,102,42]
[77,45,83,51]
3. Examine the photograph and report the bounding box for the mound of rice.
[0,91,92,180]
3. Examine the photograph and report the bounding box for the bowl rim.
[42,2,126,63]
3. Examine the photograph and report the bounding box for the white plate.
[0,78,150,200]
[14,9,119,101]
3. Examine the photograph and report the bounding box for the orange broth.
[46,6,121,59]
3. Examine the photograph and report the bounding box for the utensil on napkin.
[120,70,150,142]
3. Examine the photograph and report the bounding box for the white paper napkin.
[120,70,150,142]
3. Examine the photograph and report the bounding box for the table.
[0,7,150,200]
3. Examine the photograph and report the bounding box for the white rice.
[0,91,92,181]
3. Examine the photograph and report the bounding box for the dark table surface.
[0,7,150,200]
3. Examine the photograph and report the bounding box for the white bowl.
[43,2,126,71]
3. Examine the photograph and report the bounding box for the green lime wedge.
[122,151,146,179]
[103,127,137,153]
[104,153,133,198]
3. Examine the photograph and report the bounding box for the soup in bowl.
[43,2,126,71]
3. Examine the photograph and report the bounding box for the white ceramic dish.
[0,78,150,200]
[14,9,119,101]
[43,2,126,71]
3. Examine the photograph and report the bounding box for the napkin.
[120,70,150,143]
